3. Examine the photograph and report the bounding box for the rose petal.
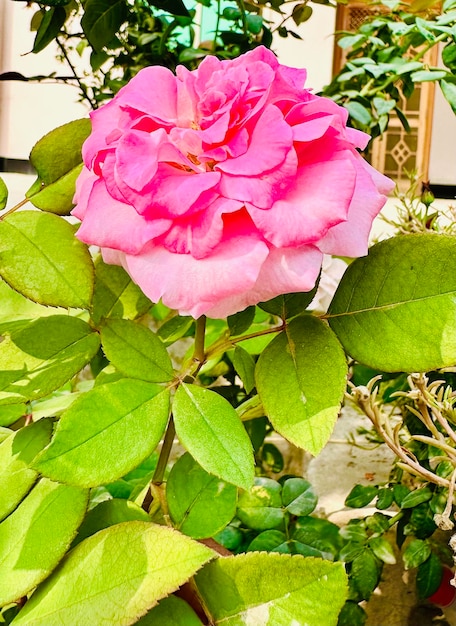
[117,66,178,123]
[318,157,395,256]
[157,197,244,258]
[219,148,298,209]
[206,244,323,318]
[116,129,167,191]
[122,233,270,318]
[215,105,292,176]
[246,156,355,247]
[75,180,170,253]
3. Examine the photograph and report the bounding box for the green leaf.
[29,165,83,215]
[157,316,193,346]
[328,234,456,372]
[100,319,173,382]
[0,403,25,427]
[0,177,7,212]
[195,553,348,626]
[339,541,365,563]
[91,256,152,325]
[173,384,254,490]
[136,595,203,625]
[440,79,456,114]
[167,452,237,539]
[0,478,88,606]
[0,316,100,405]
[258,288,317,318]
[81,0,129,52]
[366,512,390,534]
[260,442,284,473]
[0,211,93,308]
[340,521,367,543]
[0,419,53,522]
[369,536,396,565]
[345,484,378,508]
[246,13,263,33]
[281,477,318,516]
[27,119,91,215]
[337,601,367,626]
[292,3,313,25]
[403,539,431,569]
[149,0,190,16]
[255,316,347,456]
[213,525,244,551]
[230,346,256,394]
[34,381,170,487]
[350,549,381,600]
[400,487,433,509]
[411,69,448,82]
[416,552,443,599]
[247,530,288,552]
[227,306,256,336]
[292,516,342,557]
[11,521,214,625]
[237,477,284,531]
[442,43,456,69]
[73,498,150,546]
[372,96,396,116]
[344,101,372,125]
[376,487,394,510]
[32,7,66,53]
[0,278,62,324]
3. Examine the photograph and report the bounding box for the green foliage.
[0,478,88,606]
[328,234,456,372]
[0,211,94,308]
[0,419,53,521]
[173,384,255,490]
[167,453,237,538]
[256,315,348,455]
[194,553,348,625]
[1,68,456,622]
[11,522,214,625]
[34,381,170,486]
[27,119,91,215]
[13,0,330,108]
[100,318,174,382]
[323,3,456,139]
[0,177,7,212]
[0,316,100,405]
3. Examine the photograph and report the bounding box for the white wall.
[269,4,337,92]
[428,48,456,185]
[0,0,87,160]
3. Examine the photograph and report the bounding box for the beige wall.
[0,0,87,160]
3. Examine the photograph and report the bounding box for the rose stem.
[145,315,207,509]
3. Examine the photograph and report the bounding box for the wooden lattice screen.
[333,2,437,186]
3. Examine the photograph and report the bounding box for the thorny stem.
[205,321,284,361]
[152,416,176,486]
[213,0,222,50]
[146,315,207,509]
[193,316,207,368]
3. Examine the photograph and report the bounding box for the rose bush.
[73,46,394,319]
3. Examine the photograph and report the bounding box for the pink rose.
[73,46,393,319]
